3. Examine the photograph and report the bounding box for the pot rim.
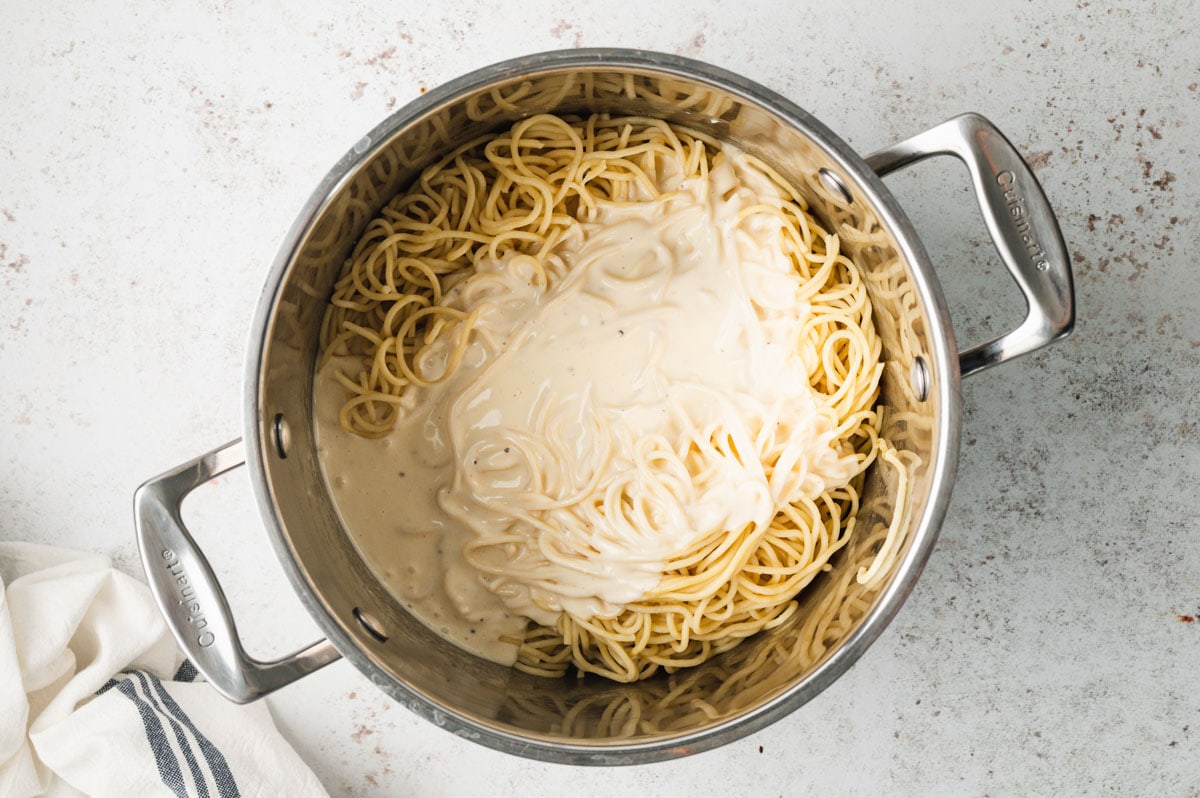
[241,47,962,764]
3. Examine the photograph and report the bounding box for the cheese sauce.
[315,149,858,664]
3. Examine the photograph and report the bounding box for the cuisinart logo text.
[996,170,1051,272]
[161,548,216,647]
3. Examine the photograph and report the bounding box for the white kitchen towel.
[0,542,329,798]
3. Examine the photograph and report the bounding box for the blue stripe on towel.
[115,679,188,798]
[144,671,241,798]
[173,660,199,683]
[95,666,243,798]
[131,671,211,798]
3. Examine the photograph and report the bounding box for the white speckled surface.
[3,0,1198,794]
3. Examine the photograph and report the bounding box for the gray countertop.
[2,0,1197,793]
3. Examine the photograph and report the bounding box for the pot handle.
[134,438,342,703]
[865,113,1075,377]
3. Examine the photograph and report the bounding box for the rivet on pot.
[272,413,290,459]
[910,356,930,402]
[818,168,854,204]
[353,607,389,643]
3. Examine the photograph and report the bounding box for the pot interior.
[248,52,952,762]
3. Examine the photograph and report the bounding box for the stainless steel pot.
[134,49,1074,764]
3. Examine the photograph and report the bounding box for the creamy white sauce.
[314,366,527,664]
[315,149,858,664]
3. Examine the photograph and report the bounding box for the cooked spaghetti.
[317,113,905,682]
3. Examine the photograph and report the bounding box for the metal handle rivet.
[272,413,290,459]
[910,356,930,402]
[818,168,854,204]
[353,607,389,643]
